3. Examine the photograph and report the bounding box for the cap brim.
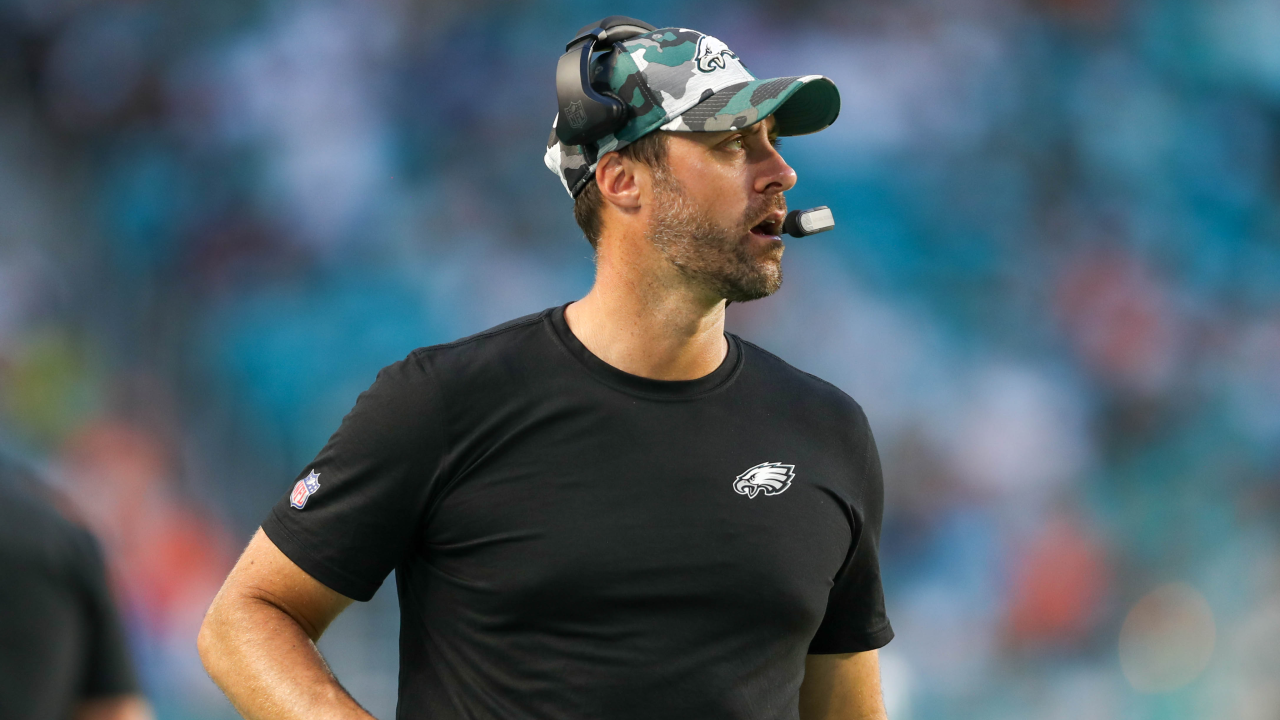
[659,75,840,136]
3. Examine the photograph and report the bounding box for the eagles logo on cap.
[544,27,842,198]
[694,36,738,73]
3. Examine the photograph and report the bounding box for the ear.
[595,151,643,212]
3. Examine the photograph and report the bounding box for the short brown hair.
[572,132,670,249]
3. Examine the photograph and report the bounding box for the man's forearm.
[799,651,888,720]
[198,591,371,720]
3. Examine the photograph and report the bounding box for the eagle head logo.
[733,462,795,499]
[694,36,739,74]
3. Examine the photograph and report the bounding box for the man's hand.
[799,650,888,720]
[198,529,370,720]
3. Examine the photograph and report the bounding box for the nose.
[754,141,797,196]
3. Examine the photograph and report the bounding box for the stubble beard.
[644,170,785,304]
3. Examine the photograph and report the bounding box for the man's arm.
[799,650,888,720]
[198,529,369,720]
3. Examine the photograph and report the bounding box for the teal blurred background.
[2,0,1278,718]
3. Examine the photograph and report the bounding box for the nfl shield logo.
[290,470,321,509]
[565,100,588,129]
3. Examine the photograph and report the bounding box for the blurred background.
[2,0,1278,717]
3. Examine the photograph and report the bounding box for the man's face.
[644,116,798,303]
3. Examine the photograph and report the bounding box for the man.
[0,455,154,720]
[199,21,892,720]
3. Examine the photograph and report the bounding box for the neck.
[565,236,728,381]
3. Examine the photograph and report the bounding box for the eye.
[770,137,784,150]
[724,135,746,151]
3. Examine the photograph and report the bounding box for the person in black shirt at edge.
[0,455,154,720]
[199,17,893,720]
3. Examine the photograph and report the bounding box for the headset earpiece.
[554,16,657,148]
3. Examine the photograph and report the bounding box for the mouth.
[749,210,786,240]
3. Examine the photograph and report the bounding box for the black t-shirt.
[263,304,892,720]
[0,465,140,720]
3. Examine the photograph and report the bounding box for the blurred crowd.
[2,0,1279,718]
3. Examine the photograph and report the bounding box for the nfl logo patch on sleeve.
[290,470,321,509]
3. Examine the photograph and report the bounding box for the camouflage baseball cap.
[544,27,841,198]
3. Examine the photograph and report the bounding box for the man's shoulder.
[734,335,868,420]
[0,466,98,574]
[423,308,552,355]
[381,308,556,385]
[0,464,67,537]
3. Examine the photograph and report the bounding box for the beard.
[644,170,785,303]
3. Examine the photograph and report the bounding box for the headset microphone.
[782,206,835,238]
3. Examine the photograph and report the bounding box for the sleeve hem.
[807,621,895,655]
[261,510,380,602]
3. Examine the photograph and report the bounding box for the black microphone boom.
[782,206,835,238]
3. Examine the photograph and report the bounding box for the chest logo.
[290,470,321,509]
[733,462,795,498]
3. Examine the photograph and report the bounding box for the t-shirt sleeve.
[71,526,140,698]
[262,350,446,602]
[808,407,894,654]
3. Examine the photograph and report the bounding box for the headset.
[553,16,836,239]
[554,16,657,151]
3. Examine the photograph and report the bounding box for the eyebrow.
[701,122,778,146]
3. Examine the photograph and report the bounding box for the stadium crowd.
[2,0,1279,717]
